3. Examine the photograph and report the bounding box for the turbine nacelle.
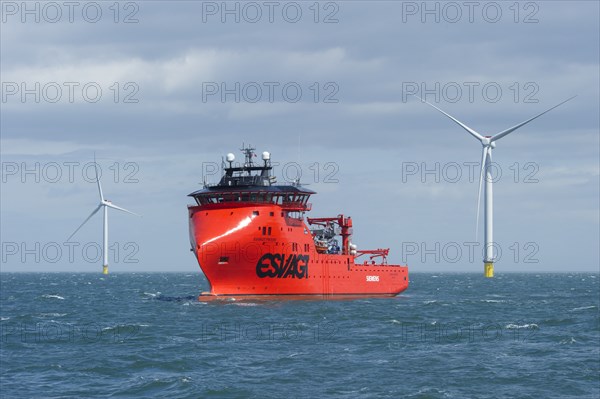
[481,138,496,149]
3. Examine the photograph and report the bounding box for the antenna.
[240,143,256,171]
[297,132,301,164]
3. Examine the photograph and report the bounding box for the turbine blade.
[491,96,577,142]
[94,153,104,201]
[106,203,140,216]
[415,95,484,141]
[475,147,488,241]
[67,205,102,241]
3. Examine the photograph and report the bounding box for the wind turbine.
[417,95,576,277]
[68,155,139,274]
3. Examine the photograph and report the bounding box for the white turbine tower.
[68,155,139,274]
[417,95,576,277]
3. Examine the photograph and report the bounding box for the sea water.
[1,272,598,398]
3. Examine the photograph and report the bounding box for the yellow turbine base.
[103,265,109,275]
[484,262,494,278]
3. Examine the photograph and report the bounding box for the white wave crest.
[571,305,597,311]
[42,294,65,300]
[505,323,538,329]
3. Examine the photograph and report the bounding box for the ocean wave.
[286,352,306,358]
[38,313,67,318]
[102,324,145,335]
[482,299,506,303]
[560,337,577,345]
[570,305,597,312]
[42,294,64,300]
[505,323,538,329]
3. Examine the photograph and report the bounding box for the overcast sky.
[1,1,598,273]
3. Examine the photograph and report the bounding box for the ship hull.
[188,204,409,296]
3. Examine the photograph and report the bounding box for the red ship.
[188,146,409,297]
